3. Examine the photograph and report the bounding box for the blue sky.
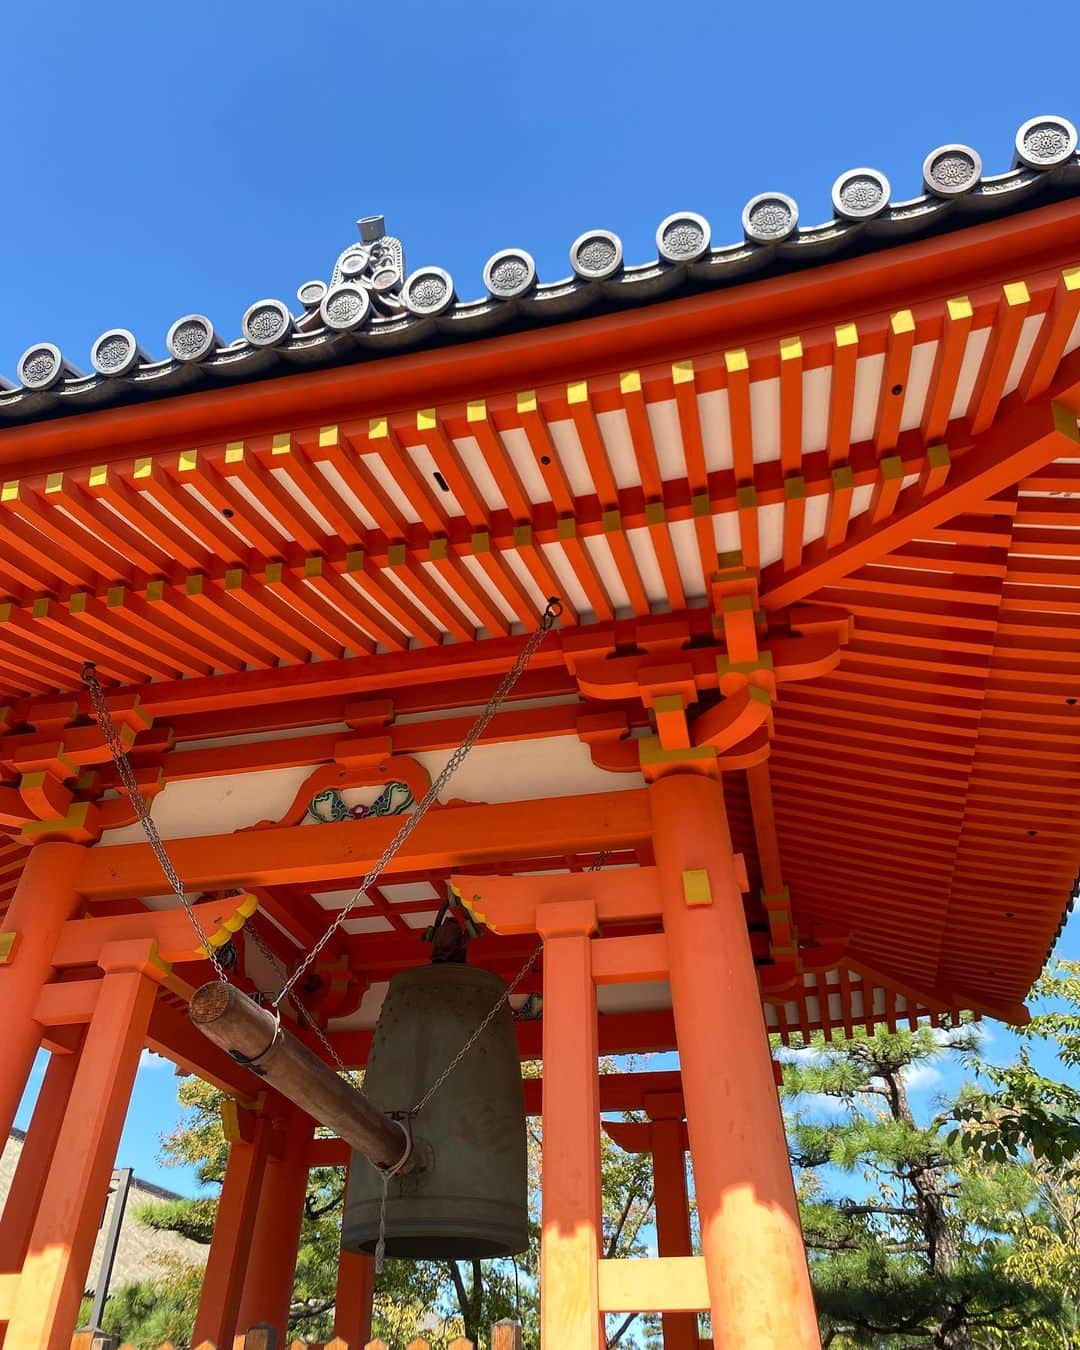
[5,3,1080,1192]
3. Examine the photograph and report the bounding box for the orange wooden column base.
[650,772,821,1350]
[539,898,604,1350]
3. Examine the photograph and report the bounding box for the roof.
[1,113,1079,1034]
[2,114,1078,428]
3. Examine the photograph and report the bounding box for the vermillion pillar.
[648,1098,697,1350]
[604,1095,696,1350]
[234,1106,314,1338]
[191,1107,272,1349]
[651,772,819,1350]
[5,941,160,1350]
[334,1166,375,1350]
[0,1038,84,1275]
[539,900,603,1350]
[0,843,85,1147]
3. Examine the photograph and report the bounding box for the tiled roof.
[1,114,1077,427]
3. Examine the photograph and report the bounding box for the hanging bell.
[341,962,529,1260]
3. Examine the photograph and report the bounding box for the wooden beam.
[53,893,257,966]
[597,1257,710,1313]
[76,790,653,900]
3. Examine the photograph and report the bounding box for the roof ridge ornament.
[326,215,406,317]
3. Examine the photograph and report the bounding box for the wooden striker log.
[189,982,422,1173]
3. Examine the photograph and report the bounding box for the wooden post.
[650,1113,698,1350]
[603,1103,697,1350]
[0,1037,84,1273]
[333,1165,375,1349]
[0,843,85,1148]
[651,771,820,1349]
[491,1319,523,1350]
[537,901,603,1350]
[6,944,160,1350]
[192,1110,273,1348]
[241,1327,278,1350]
[189,984,418,1172]
[234,1108,313,1337]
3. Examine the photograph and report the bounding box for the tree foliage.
[782,963,1080,1348]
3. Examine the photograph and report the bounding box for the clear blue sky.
[5,3,1079,1192]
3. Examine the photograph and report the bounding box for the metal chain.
[412,939,544,1116]
[81,597,561,1007]
[84,673,365,1081]
[244,915,363,1088]
[82,664,231,984]
[271,597,563,1009]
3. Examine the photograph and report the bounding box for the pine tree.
[780,1024,1063,1348]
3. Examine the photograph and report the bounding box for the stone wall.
[0,1130,209,1293]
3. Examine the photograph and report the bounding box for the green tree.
[944,961,1080,1346]
[780,1024,1063,1348]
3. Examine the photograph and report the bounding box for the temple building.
[0,113,1079,1350]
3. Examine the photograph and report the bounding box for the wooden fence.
[71,1316,525,1350]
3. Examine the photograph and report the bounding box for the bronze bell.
[342,962,529,1260]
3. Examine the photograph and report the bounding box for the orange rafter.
[51,470,172,576]
[672,360,707,491]
[557,517,614,621]
[2,479,129,586]
[426,537,511,637]
[267,561,375,655]
[619,370,664,500]
[143,581,244,673]
[218,440,328,553]
[779,337,804,476]
[922,298,973,441]
[80,589,211,679]
[601,512,650,616]
[463,402,532,521]
[827,323,859,466]
[136,456,246,564]
[510,525,579,625]
[177,448,286,557]
[469,531,540,627]
[305,556,409,651]
[366,416,447,533]
[968,283,1032,434]
[385,545,476,642]
[873,310,916,455]
[224,569,339,663]
[566,381,619,505]
[270,432,369,545]
[519,391,576,513]
[0,488,88,590]
[644,504,687,611]
[725,349,754,483]
[1020,267,1080,399]
[411,409,490,527]
[345,549,442,646]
